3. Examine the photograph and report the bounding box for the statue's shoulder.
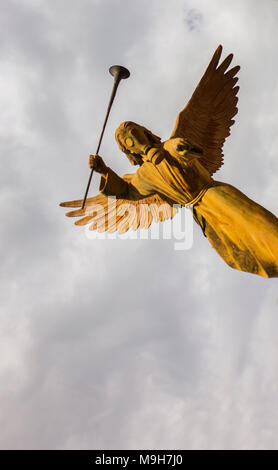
[163,138,189,157]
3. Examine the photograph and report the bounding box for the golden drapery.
[100,148,278,278]
[194,183,278,278]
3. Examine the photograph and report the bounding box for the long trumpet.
[81,65,130,209]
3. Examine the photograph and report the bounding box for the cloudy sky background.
[0,0,278,450]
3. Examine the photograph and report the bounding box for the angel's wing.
[170,45,240,175]
[60,174,178,234]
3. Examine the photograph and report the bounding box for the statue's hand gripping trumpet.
[60,45,278,278]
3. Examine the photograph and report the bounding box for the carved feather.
[60,174,178,233]
[170,45,240,175]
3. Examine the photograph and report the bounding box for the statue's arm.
[89,154,145,200]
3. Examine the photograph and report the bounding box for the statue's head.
[115,121,161,166]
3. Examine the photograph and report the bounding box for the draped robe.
[99,146,278,278]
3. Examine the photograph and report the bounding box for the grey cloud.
[0,0,277,451]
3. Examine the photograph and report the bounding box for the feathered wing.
[170,45,240,175]
[60,174,178,234]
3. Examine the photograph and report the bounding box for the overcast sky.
[0,0,278,450]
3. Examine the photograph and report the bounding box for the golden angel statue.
[60,45,278,278]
